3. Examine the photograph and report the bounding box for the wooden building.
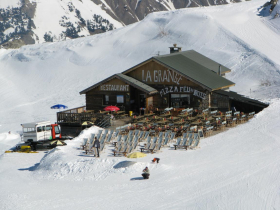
[80,46,268,114]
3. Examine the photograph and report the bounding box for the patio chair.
[163,136,169,146]
[134,130,140,136]
[152,137,158,144]
[85,135,96,154]
[248,112,255,120]
[80,138,88,150]
[186,135,194,148]
[128,135,134,144]
[100,134,107,145]
[182,132,188,139]
[180,137,188,150]
[142,131,150,141]
[114,129,120,138]
[140,142,150,152]
[96,130,103,140]
[138,131,144,139]
[113,144,123,156]
[169,132,176,142]
[100,142,105,151]
[190,133,200,149]
[205,126,214,137]
[174,137,182,150]
[106,133,113,143]
[226,111,232,115]
[122,145,133,157]
[128,130,134,136]
[147,136,152,144]
[154,142,162,152]
[158,132,164,138]
[122,135,128,144]
[103,129,109,136]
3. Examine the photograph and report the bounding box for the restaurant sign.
[160,86,207,99]
[100,84,129,92]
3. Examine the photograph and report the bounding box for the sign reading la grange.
[142,69,183,85]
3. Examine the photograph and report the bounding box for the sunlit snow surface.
[1,0,280,209]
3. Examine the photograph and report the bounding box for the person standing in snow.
[142,166,150,179]
[93,137,100,157]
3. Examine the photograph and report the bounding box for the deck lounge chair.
[106,133,113,143]
[142,131,150,141]
[80,138,88,150]
[179,137,188,150]
[163,136,169,146]
[169,132,176,142]
[134,130,140,136]
[148,143,157,153]
[140,142,150,152]
[174,137,182,150]
[113,144,123,156]
[190,133,200,149]
[100,134,107,145]
[100,142,105,151]
[114,130,120,138]
[138,131,144,139]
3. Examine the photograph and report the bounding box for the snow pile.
[0,0,21,8]
[0,132,20,154]
[33,126,153,181]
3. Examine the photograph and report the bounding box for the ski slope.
[1,0,280,209]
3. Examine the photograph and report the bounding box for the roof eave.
[212,84,235,91]
[115,74,158,95]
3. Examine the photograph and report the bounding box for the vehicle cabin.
[21,121,61,143]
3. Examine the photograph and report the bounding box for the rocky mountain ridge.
[0,0,263,48]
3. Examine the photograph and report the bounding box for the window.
[103,95,109,105]
[54,126,60,134]
[37,126,42,132]
[46,125,52,131]
[116,95,124,103]
[171,94,190,108]
[23,127,35,133]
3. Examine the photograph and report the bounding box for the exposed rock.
[0,0,246,48]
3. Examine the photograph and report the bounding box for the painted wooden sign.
[98,78,129,92]
[159,86,207,99]
[100,84,129,92]
[142,69,183,85]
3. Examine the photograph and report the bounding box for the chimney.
[218,65,221,76]
[169,44,182,54]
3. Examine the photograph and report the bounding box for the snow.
[1,0,280,209]
[3,28,15,36]
[32,0,123,43]
[0,0,21,8]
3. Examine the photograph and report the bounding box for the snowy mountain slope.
[0,0,280,133]
[0,0,244,48]
[1,99,280,209]
[1,0,280,209]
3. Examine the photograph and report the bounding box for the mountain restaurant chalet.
[80,45,268,114]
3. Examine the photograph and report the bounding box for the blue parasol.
[51,104,68,109]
